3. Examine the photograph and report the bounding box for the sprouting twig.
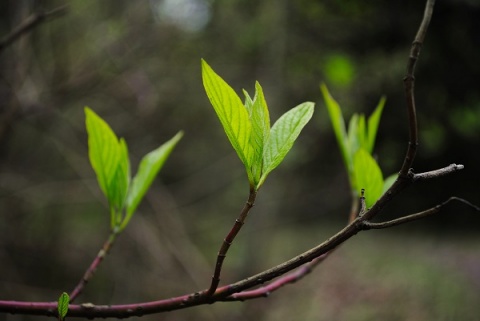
[0,0,476,318]
[206,189,257,296]
[0,5,68,54]
[362,197,480,230]
[223,189,362,301]
[68,232,118,302]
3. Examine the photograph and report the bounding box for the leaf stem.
[68,232,118,302]
[206,189,257,296]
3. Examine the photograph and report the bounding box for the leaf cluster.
[320,84,395,207]
[202,59,314,190]
[85,107,182,231]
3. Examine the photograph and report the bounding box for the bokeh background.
[1,0,479,320]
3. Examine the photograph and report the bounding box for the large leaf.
[320,84,350,171]
[201,59,254,170]
[353,149,384,208]
[85,107,130,215]
[249,82,270,185]
[258,102,314,188]
[121,131,183,231]
[366,96,386,153]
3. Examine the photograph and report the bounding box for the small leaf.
[57,292,69,320]
[258,102,314,188]
[201,59,254,172]
[85,107,130,215]
[249,82,271,185]
[366,96,386,153]
[320,84,350,171]
[121,131,183,231]
[353,149,384,208]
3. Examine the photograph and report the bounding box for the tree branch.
[412,163,464,182]
[399,0,435,177]
[362,197,480,230]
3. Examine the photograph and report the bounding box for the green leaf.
[353,149,384,208]
[320,84,350,171]
[57,292,69,320]
[243,89,254,116]
[258,102,314,188]
[366,96,386,153]
[357,114,367,151]
[201,59,254,172]
[347,114,359,169]
[249,82,270,185]
[85,107,130,216]
[121,131,183,231]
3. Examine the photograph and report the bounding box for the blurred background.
[1,0,479,320]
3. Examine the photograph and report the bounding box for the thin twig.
[206,189,257,296]
[413,163,464,182]
[225,189,362,301]
[68,232,118,302]
[0,5,68,54]
[362,197,480,230]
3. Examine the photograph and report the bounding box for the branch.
[412,163,464,182]
[68,232,118,302]
[206,189,257,295]
[0,215,365,318]
[362,197,480,230]
[399,0,435,177]
[225,189,363,301]
[0,5,68,54]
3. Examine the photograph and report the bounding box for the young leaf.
[85,107,130,215]
[249,82,271,185]
[347,114,359,170]
[243,89,254,116]
[57,292,69,320]
[201,59,254,172]
[357,114,367,151]
[366,96,386,153]
[320,84,350,171]
[121,131,183,231]
[353,149,384,208]
[258,102,314,188]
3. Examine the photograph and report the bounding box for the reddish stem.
[206,190,257,295]
[69,233,117,302]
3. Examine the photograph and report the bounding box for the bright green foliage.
[259,102,314,187]
[57,292,69,321]
[321,84,395,207]
[202,59,314,190]
[353,149,383,208]
[201,60,254,173]
[85,107,182,231]
[85,107,130,221]
[121,131,183,231]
